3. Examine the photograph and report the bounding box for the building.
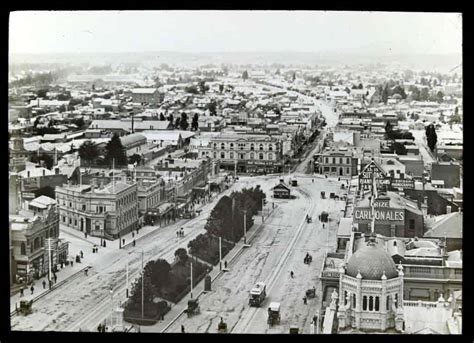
[120,133,148,156]
[424,212,462,251]
[204,133,283,174]
[89,119,172,136]
[336,233,405,332]
[318,148,358,177]
[272,180,291,199]
[129,88,164,105]
[398,156,424,179]
[56,180,139,239]
[10,195,68,285]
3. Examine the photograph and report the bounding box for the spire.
[356,269,362,279]
[381,270,387,280]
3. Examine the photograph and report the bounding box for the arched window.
[369,296,374,311]
[353,294,356,308]
[229,152,234,159]
[21,242,26,255]
[230,143,234,149]
[363,296,367,311]
[220,152,225,159]
[250,152,255,160]
[259,153,264,160]
[375,296,380,311]
[213,152,217,159]
[395,293,398,308]
[259,144,264,151]
[268,153,273,160]
[344,291,348,305]
[221,143,225,150]
[386,295,390,311]
[269,144,273,151]
[250,144,255,151]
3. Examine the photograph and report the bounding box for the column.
[381,276,387,331]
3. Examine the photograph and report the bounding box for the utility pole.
[126,261,129,298]
[48,238,52,289]
[141,249,144,323]
[219,237,222,271]
[190,260,193,299]
[243,210,247,244]
[261,198,265,223]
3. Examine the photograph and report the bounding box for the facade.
[272,181,291,199]
[205,133,283,174]
[120,133,148,156]
[10,196,68,284]
[318,149,358,177]
[56,181,139,239]
[130,88,164,105]
[336,234,405,332]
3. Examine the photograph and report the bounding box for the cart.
[321,191,326,199]
[19,300,33,315]
[320,211,329,223]
[306,287,316,299]
[306,216,312,223]
[217,318,228,333]
[304,253,313,264]
[185,299,200,317]
[267,302,281,326]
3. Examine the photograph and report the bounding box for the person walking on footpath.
[122,239,125,246]
[303,296,307,305]
[30,285,34,295]
[42,280,46,289]
[133,239,136,247]
[290,271,294,278]
[181,325,185,333]
[80,250,83,259]
[20,288,24,297]
[54,274,57,284]
[224,260,228,269]
[71,259,74,267]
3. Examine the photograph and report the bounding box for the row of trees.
[157,112,199,131]
[425,124,438,152]
[78,133,128,166]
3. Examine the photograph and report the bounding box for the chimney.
[446,205,452,214]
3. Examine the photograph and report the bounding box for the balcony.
[403,264,462,281]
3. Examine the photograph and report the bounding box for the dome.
[346,243,399,280]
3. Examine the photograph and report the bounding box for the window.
[95,225,100,230]
[375,296,380,311]
[62,216,65,222]
[344,291,348,305]
[74,219,77,226]
[386,295,391,310]
[340,158,343,164]
[353,294,356,308]
[221,143,225,150]
[324,167,330,172]
[250,144,255,151]
[221,152,225,159]
[369,296,374,311]
[21,242,26,255]
[395,293,398,308]
[69,218,72,224]
[363,296,367,311]
[250,152,255,159]
[230,143,234,149]
[69,202,72,208]
[346,168,350,174]
[82,204,86,211]
[269,144,273,151]
[240,153,245,159]
[213,152,217,159]
[213,143,217,149]
[259,153,264,160]
[346,158,350,164]
[259,144,264,151]
[325,157,329,164]
[331,167,337,172]
[229,152,234,159]
[268,153,273,160]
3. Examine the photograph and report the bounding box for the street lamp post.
[190,259,193,299]
[243,210,247,244]
[261,198,265,223]
[219,237,222,271]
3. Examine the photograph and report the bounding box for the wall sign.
[353,207,405,225]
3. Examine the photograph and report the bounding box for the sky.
[9,11,462,55]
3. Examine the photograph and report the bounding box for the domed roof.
[346,242,399,280]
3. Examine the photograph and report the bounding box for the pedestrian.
[97,324,102,332]
[133,239,136,247]
[80,250,83,259]
[30,285,34,295]
[85,269,88,276]
[20,288,24,297]
[49,279,53,289]
[85,232,88,238]
[224,260,228,269]
[54,274,57,284]
[176,231,179,238]
[290,271,294,278]
[323,223,325,229]
[71,260,74,267]
[42,280,46,289]
[122,238,125,245]
[181,325,185,333]
[132,232,134,238]
[303,296,307,305]
[312,178,314,183]
[161,313,164,321]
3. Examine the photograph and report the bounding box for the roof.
[131,88,158,94]
[337,218,353,237]
[120,133,147,147]
[272,182,291,191]
[29,195,56,209]
[90,120,171,131]
[424,212,462,239]
[346,241,399,280]
[140,130,195,142]
[18,167,55,178]
[268,302,280,311]
[356,192,422,215]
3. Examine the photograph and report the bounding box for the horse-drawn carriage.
[185,299,200,317]
[217,317,228,333]
[267,302,281,326]
[19,300,33,315]
[306,215,312,223]
[304,253,313,264]
[305,287,316,299]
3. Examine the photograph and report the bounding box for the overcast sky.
[9,11,462,55]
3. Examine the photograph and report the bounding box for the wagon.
[267,302,281,326]
[19,300,33,315]
[185,299,200,317]
[217,318,228,333]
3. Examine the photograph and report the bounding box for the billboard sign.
[390,178,415,190]
[359,161,389,191]
[353,207,405,225]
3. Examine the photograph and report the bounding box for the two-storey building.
[317,148,359,177]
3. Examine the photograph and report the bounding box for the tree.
[175,117,181,129]
[160,113,166,121]
[385,121,393,134]
[174,248,189,265]
[392,142,407,155]
[31,153,54,169]
[168,114,174,127]
[130,274,156,306]
[192,113,199,131]
[436,91,444,103]
[58,104,67,113]
[129,154,142,165]
[145,259,171,289]
[292,72,296,82]
[180,112,189,130]
[207,101,217,116]
[425,124,438,152]
[73,117,85,129]
[198,81,209,94]
[219,84,224,93]
[185,85,199,94]
[105,133,127,166]
[420,88,430,101]
[205,195,234,241]
[382,85,389,104]
[37,89,48,98]
[358,83,363,89]
[242,70,249,81]
[78,140,99,166]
